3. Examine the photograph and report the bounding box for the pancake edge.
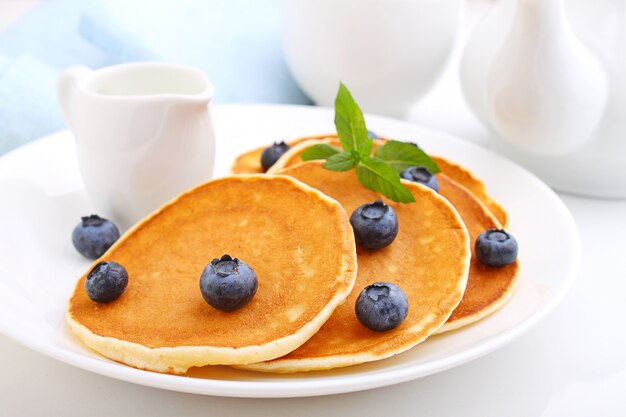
[431,156,508,227]
[435,265,520,334]
[234,175,471,373]
[266,138,330,174]
[230,134,337,174]
[435,177,520,333]
[66,174,358,374]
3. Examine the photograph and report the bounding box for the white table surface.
[1,1,625,416]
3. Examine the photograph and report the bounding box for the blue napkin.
[0,0,311,155]
[0,53,66,154]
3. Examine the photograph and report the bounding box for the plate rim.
[0,103,581,397]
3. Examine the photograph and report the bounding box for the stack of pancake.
[67,135,519,374]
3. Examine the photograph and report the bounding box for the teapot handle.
[57,66,92,130]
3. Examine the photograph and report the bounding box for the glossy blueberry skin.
[200,255,258,312]
[85,261,128,303]
[261,141,291,171]
[355,282,409,331]
[475,229,518,267]
[400,166,439,192]
[350,200,399,250]
[72,215,120,259]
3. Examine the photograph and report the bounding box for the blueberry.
[261,141,291,171]
[200,255,258,311]
[355,282,409,331]
[72,215,120,259]
[367,130,379,139]
[400,166,439,192]
[350,200,399,249]
[85,261,128,303]
[475,229,518,267]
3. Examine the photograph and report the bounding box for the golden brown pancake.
[431,157,507,227]
[67,175,358,374]
[271,143,518,332]
[436,175,520,333]
[230,134,335,174]
[263,136,507,226]
[238,161,471,373]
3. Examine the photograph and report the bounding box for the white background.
[1,1,625,416]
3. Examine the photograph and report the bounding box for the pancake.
[238,161,471,373]
[435,175,520,333]
[431,157,507,227]
[263,135,507,226]
[67,175,358,374]
[230,134,335,174]
[272,142,519,332]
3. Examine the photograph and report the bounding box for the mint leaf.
[323,152,358,172]
[334,83,372,159]
[374,140,441,174]
[356,157,415,203]
[317,83,422,203]
[301,143,341,161]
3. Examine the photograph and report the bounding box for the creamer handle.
[57,66,92,130]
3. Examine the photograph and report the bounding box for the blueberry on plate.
[355,282,409,331]
[350,200,399,250]
[261,141,291,171]
[400,166,439,192]
[72,215,120,259]
[85,261,128,303]
[475,229,518,267]
[367,130,379,139]
[200,255,258,311]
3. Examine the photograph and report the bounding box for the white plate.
[0,104,579,398]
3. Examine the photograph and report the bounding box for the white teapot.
[462,0,626,198]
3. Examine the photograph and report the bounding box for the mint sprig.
[301,82,440,203]
[324,152,357,171]
[301,143,340,160]
[374,140,441,175]
[334,84,372,159]
[356,157,414,202]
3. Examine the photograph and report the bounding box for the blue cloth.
[0,0,311,155]
[0,53,65,154]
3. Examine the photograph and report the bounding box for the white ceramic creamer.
[58,62,216,229]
